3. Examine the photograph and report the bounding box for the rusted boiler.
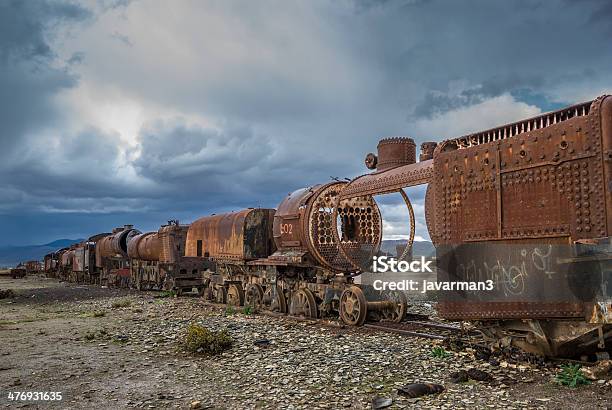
[128,221,206,293]
[186,209,275,260]
[96,225,140,287]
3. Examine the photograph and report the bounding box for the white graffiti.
[456,246,557,296]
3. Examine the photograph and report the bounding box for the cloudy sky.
[0,0,611,246]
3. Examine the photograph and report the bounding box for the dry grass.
[111,299,131,308]
[182,323,232,355]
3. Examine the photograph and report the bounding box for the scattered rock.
[583,360,612,380]
[450,368,493,383]
[467,368,494,382]
[0,289,15,298]
[397,383,444,398]
[190,400,202,409]
[450,370,469,383]
[371,396,393,409]
[254,339,271,347]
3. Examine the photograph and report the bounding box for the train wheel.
[290,288,318,318]
[340,286,368,326]
[382,290,408,323]
[227,284,245,307]
[214,286,227,304]
[264,285,287,313]
[244,284,264,310]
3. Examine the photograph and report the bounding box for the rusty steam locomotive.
[44,181,405,325]
[41,95,612,358]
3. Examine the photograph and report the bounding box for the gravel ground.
[1,275,611,409]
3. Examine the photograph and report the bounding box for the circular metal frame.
[397,188,415,262]
[330,195,383,272]
[332,187,413,272]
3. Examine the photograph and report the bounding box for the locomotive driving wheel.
[381,290,408,323]
[227,284,245,307]
[263,285,287,313]
[340,286,368,326]
[244,284,264,309]
[290,288,318,318]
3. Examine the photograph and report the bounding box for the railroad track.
[364,317,481,342]
[201,299,484,343]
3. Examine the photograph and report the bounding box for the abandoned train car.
[349,95,612,356]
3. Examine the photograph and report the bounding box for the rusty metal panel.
[431,96,608,245]
[430,95,612,320]
[159,222,189,263]
[73,246,85,272]
[273,186,318,249]
[438,301,584,319]
[61,250,73,267]
[185,209,275,260]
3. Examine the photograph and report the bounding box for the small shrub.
[92,311,106,317]
[225,306,236,316]
[242,306,253,315]
[182,323,232,355]
[556,364,590,387]
[111,299,131,308]
[84,332,95,341]
[158,290,176,298]
[431,346,451,358]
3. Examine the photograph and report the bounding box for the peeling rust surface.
[158,222,189,264]
[340,160,433,198]
[127,232,162,261]
[434,96,612,321]
[186,208,275,261]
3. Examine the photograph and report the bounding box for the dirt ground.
[1,275,611,409]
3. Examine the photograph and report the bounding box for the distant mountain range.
[0,238,435,268]
[379,239,435,258]
[0,239,84,268]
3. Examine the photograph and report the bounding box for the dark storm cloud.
[0,0,90,153]
[132,119,340,212]
[346,0,611,118]
[0,0,89,61]
[0,127,155,219]
[413,76,546,118]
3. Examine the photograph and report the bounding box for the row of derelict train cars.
[32,95,612,358]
